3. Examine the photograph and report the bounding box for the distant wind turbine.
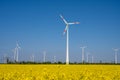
[13,48,16,62]
[80,46,87,63]
[30,54,34,62]
[86,52,90,63]
[13,42,21,62]
[112,48,119,64]
[16,43,21,62]
[53,56,56,63]
[60,14,79,64]
[92,55,94,63]
[43,51,46,63]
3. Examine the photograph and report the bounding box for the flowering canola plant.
[0,64,120,80]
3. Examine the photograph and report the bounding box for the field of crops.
[0,64,120,80]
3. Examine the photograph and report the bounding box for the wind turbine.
[12,48,17,62]
[112,48,119,64]
[53,56,56,63]
[60,14,79,64]
[80,46,87,63]
[92,55,94,63]
[16,42,21,62]
[86,52,90,63]
[43,51,46,63]
[30,54,34,62]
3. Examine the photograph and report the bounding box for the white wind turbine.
[16,42,21,62]
[43,51,46,63]
[112,48,119,64]
[13,48,17,62]
[30,54,34,62]
[86,52,90,63]
[92,55,94,63]
[60,15,79,64]
[80,46,87,63]
[53,56,56,63]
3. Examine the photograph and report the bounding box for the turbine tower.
[80,46,87,63]
[112,48,119,64]
[60,14,79,64]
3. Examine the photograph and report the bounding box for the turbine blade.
[63,30,66,35]
[74,22,80,24]
[68,22,80,25]
[60,14,68,24]
[63,26,68,35]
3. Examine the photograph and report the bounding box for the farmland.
[0,64,120,80]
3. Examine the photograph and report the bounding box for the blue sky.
[0,0,120,63]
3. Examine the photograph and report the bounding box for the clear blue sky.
[0,0,120,63]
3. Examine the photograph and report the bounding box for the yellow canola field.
[0,64,120,80]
